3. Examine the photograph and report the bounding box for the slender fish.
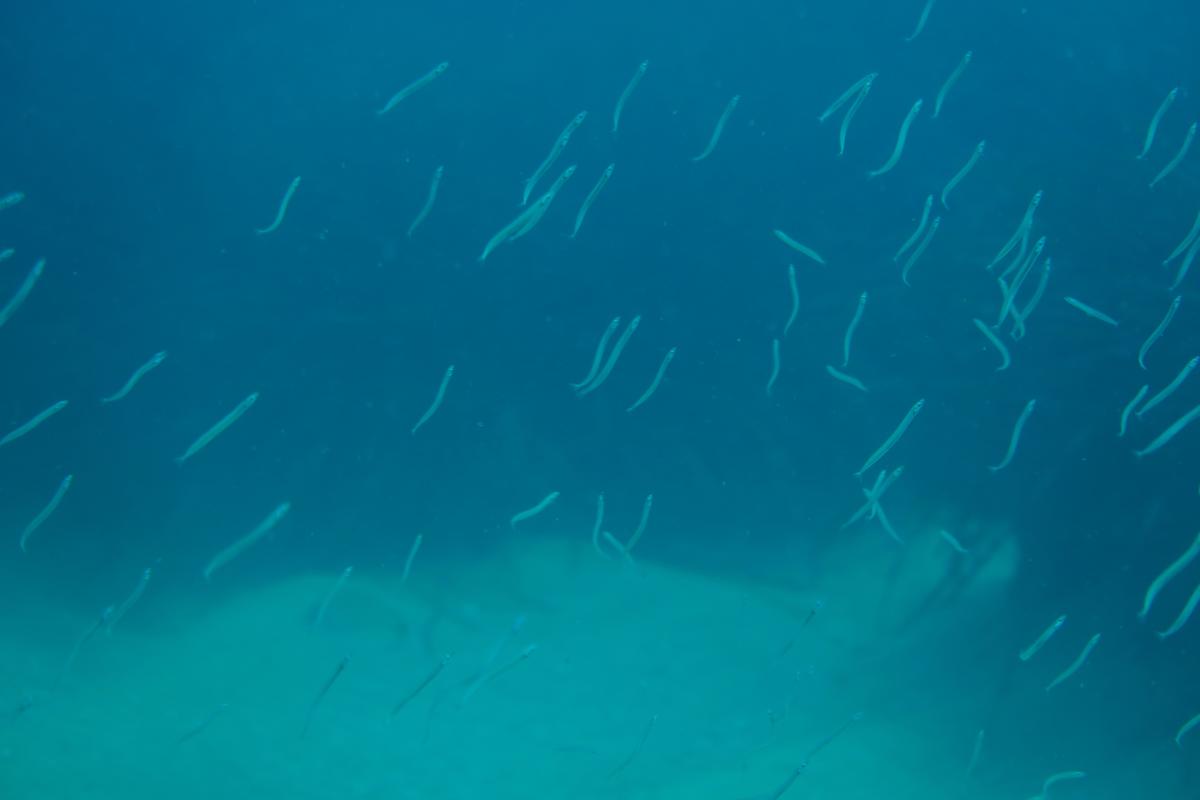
[175,392,259,464]
[0,399,69,449]
[407,165,444,238]
[1119,385,1149,437]
[1139,532,1200,621]
[301,655,349,738]
[868,99,923,178]
[901,216,940,286]
[772,229,825,265]
[401,534,423,584]
[100,351,168,403]
[577,316,641,397]
[612,60,648,133]
[377,62,449,116]
[1137,356,1199,418]
[626,494,654,552]
[842,292,868,367]
[825,365,867,393]
[1138,295,1181,369]
[941,140,985,208]
[0,257,46,328]
[522,111,587,205]
[18,474,73,552]
[1137,87,1179,159]
[570,163,615,238]
[989,398,1036,472]
[571,317,622,391]
[411,365,454,435]
[1176,712,1200,748]
[766,338,781,397]
[971,319,1010,371]
[933,51,972,118]
[1157,583,1200,640]
[1063,297,1118,326]
[314,567,353,627]
[904,0,937,42]
[1044,633,1100,692]
[855,398,925,477]
[510,492,561,528]
[1164,208,1200,265]
[255,176,301,235]
[1149,121,1196,188]
[627,346,678,413]
[691,94,740,162]
[1135,402,1200,458]
[1019,614,1066,662]
[837,76,874,156]
[783,264,800,337]
[894,195,933,261]
[203,501,291,581]
[818,73,877,123]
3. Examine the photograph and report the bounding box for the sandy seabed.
[0,525,1185,799]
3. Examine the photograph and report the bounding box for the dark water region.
[0,0,1198,797]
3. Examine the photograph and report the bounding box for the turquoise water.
[1,1,1199,797]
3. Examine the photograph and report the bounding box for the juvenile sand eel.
[411,365,454,435]
[1044,633,1100,692]
[627,346,678,413]
[1135,402,1200,458]
[818,73,877,123]
[100,351,167,403]
[570,163,615,239]
[783,264,800,337]
[987,190,1042,271]
[971,318,1010,371]
[255,176,300,235]
[626,494,654,552]
[203,501,291,581]
[612,60,648,133]
[895,195,933,261]
[1139,531,1200,620]
[401,534,423,584]
[0,399,68,449]
[855,398,925,477]
[1149,121,1196,188]
[989,398,1036,472]
[868,98,923,178]
[1062,297,1118,326]
[1137,87,1179,159]
[904,0,937,42]
[18,473,73,552]
[691,94,740,162]
[941,140,985,208]
[571,317,622,391]
[1029,771,1085,800]
[933,51,972,118]
[842,292,868,367]
[377,62,449,116]
[825,365,867,393]
[1119,385,1149,437]
[901,216,940,285]
[301,655,349,738]
[1176,712,1200,748]
[0,191,25,211]
[766,338,781,397]
[479,192,555,261]
[175,392,259,464]
[522,111,587,206]
[837,74,875,156]
[106,567,152,635]
[1019,614,1066,662]
[1137,295,1181,369]
[1157,582,1200,639]
[510,165,576,240]
[510,491,561,528]
[1164,208,1200,265]
[391,654,450,718]
[772,229,825,265]
[1137,356,1198,418]
[314,567,352,627]
[577,316,641,397]
[0,257,46,328]
[407,165,444,238]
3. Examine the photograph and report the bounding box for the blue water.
[1,0,1199,797]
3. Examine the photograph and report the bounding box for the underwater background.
[1,0,1199,797]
